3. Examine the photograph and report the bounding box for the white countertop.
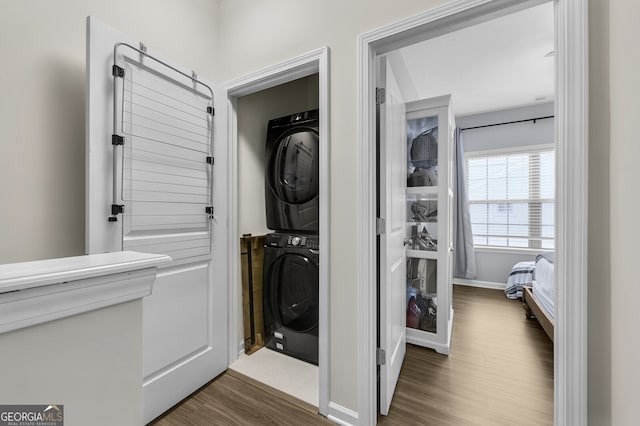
[0,251,171,294]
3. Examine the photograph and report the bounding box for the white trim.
[453,279,506,290]
[357,23,377,426]
[0,251,169,293]
[554,0,588,424]
[327,402,358,426]
[224,47,331,417]
[464,143,555,157]
[0,252,169,334]
[0,271,154,334]
[474,246,553,255]
[357,1,588,425]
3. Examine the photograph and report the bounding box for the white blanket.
[532,253,555,319]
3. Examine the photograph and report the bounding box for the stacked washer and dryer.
[262,109,320,365]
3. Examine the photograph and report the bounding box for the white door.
[86,17,227,423]
[377,55,407,415]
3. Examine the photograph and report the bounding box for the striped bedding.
[504,261,536,299]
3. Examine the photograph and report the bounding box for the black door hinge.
[376,87,386,105]
[206,156,214,165]
[205,206,214,215]
[207,106,215,116]
[112,134,124,145]
[111,204,125,215]
[112,65,125,78]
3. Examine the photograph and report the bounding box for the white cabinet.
[404,95,454,355]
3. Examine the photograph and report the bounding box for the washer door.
[267,128,319,205]
[269,253,319,332]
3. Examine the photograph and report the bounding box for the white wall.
[456,103,554,284]
[609,0,640,424]
[236,74,319,348]
[0,301,143,426]
[216,0,448,412]
[0,0,217,264]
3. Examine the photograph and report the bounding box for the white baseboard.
[453,278,505,291]
[327,402,358,426]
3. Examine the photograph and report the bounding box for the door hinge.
[376,217,385,235]
[112,64,125,78]
[109,204,124,222]
[111,204,124,215]
[112,134,124,145]
[206,156,214,165]
[376,87,386,105]
[377,348,386,365]
[207,106,215,116]
[205,206,214,215]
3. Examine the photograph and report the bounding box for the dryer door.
[269,253,319,332]
[267,128,320,206]
[265,126,320,232]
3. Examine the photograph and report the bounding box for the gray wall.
[588,0,612,422]
[457,102,555,151]
[609,0,639,424]
[456,103,554,284]
[0,0,218,264]
[0,301,143,426]
[473,250,535,284]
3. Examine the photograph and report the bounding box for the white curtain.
[453,129,476,279]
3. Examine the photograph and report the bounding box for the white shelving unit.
[404,95,455,355]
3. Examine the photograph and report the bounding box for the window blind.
[466,148,555,249]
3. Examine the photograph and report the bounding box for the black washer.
[263,232,319,365]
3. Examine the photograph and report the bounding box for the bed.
[522,253,555,342]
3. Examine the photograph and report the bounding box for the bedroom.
[377,1,556,421]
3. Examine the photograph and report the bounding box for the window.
[466,147,555,249]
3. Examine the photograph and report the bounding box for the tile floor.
[229,347,319,407]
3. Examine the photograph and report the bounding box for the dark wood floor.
[153,285,553,425]
[378,285,554,426]
[151,369,332,426]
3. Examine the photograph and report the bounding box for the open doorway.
[223,47,331,417]
[229,74,321,406]
[359,0,588,424]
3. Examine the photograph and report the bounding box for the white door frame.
[357,1,588,425]
[223,47,330,417]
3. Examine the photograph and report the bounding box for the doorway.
[223,47,331,417]
[358,0,588,424]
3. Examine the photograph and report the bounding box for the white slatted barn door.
[86,17,227,424]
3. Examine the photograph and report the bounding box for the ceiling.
[386,2,555,116]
